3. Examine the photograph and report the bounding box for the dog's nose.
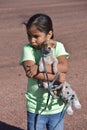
[67,91,69,94]
[71,95,75,100]
[48,47,51,50]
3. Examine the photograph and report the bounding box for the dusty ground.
[0,0,87,130]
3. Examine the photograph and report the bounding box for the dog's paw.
[53,67,57,74]
[73,100,81,109]
[39,64,44,72]
[43,82,48,89]
[66,106,73,115]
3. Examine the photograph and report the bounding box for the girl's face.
[27,25,52,49]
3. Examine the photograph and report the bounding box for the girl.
[20,13,69,130]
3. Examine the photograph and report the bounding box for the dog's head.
[60,82,75,102]
[40,40,56,54]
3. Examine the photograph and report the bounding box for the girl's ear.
[47,30,53,39]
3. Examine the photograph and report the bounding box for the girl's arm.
[23,54,67,82]
[23,60,55,81]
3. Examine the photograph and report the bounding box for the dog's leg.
[52,57,58,74]
[73,93,81,109]
[66,105,73,115]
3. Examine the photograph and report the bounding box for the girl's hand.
[26,65,38,78]
[58,73,66,83]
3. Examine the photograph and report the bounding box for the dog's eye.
[66,86,68,88]
[71,95,74,100]
[67,92,69,94]
[72,94,75,97]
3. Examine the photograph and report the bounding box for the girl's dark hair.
[25,13,54,39]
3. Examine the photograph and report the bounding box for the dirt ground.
[0,0,87,130]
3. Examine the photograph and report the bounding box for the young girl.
[20,13,69,130]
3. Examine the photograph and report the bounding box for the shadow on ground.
[0,121,23,130]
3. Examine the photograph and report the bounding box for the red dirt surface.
[0,0,87,130]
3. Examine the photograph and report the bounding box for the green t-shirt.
[20,41,69,114]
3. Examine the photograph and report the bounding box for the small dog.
[38,41,58,89]
[59,82,81,115]
[38,41,81,115]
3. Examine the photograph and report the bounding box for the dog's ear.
[50,41,56,48]
[52,42,56,48]
[40,43,47,50]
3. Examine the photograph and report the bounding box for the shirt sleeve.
[55,42,70,58]
[20,44,35,65]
